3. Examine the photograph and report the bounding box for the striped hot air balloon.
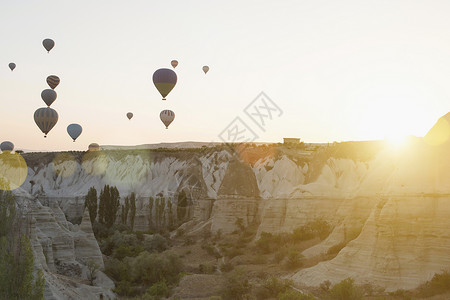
[41,89,57,107]
[153,68,177,100]
[34,107,58,137]
[47,75,60,89]
[0,141,14,152]
[160,110,175,129]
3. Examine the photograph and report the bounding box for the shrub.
[114,280,133,296]
[202,244,217,256]
[328,278,363,300]
[176,228,185,237]
[360,282,385,296]
[143,281,170,299]
[278,290,315,300]
[112,244,144,260]
[273,248,288,264]
[256,232,279,253]
[284,251,303,270]
[104,258,130,282]
[292,219,332,242]
[220,261,234,273]
[327,242,346,255]
[320,280,331,292]
[87,260,99,285]
[388,289,411,299]
[418,270,450,297]
[259,276,292,298]
[222,267,251,300]
[199,263,215,274]
[130,251,182,286]
[226,247,243,259]
[143,234,169,252]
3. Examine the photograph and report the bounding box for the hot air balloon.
[41,89,57,107]
[43,38,55,53]
[67,124,82,142]
[0,141,14,152]
[160,110,175,129]
[88,143,100,151]
[153,68,177,100]
[34,107,58,137]
[127,112,133,120]
[47,75,60,89]
[171,60,178,68]
[8,63,16,71]
[202,66,209,74]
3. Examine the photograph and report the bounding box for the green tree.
[84,187,97,224]
[0,190,15,237]
[130,192,136,231]
[98,188,105,224]
[222,267,252,300]
[100,185,120,228]
[121,196,129,225]
[87,260,100,286]
[160,197,166,229]
[328,278,363,300]
[167,200,173,230]
[155,198,160,229]
[177,190,188,223]
[148,197,154,230]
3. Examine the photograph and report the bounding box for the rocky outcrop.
[74,209,104,268]
[26,198,114,299]
[211,159,261,233]
[292,195,450,291]
[217,159,260,198]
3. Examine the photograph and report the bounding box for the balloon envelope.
[41,89,57,107]
[127,112,133,120]
[67,124,83,142]
[171,60,178,68]
[34,107,58,137]
[8,63,16,71]
[202,66,209,74]
[160,110,175,129]
[47,75,60,89]
[88,143,100,151]
[43,38,55,52]
[153,68,177,100]
[0,141,14,152]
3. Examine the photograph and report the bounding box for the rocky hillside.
[11,112,450,294]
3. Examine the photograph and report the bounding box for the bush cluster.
[256,219,332,254]
[105,251,182,297]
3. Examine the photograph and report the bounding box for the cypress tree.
[130,192,136,231]
[98,188,105,225]
[177,190,188,223]
[121,196,129,225]
[148,197,154,230]
[84,187,97,224]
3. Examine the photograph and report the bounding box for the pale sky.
[1,0,449,151]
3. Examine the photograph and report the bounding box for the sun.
[385,133,408,151]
